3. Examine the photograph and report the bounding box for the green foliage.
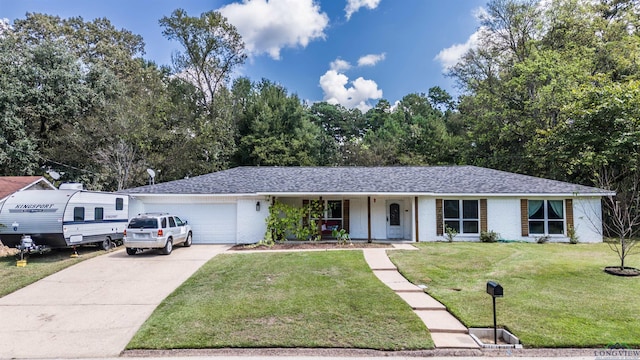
[567,226,579,244]
[444,225,458,242]
[160,9,247,173]
[159,9,246,104]
[263,201,321,245]
[479,230,500,243]
[235,79,326,166]
[331,228,351,245]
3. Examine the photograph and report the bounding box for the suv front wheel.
[183,233,192,247]
[161,238,173,255]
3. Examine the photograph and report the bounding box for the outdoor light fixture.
[256,201,261,212]
[486,281,504,344]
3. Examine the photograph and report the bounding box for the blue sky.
[1,0,487,111]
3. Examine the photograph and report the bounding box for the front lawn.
[388,242,639,348]
[127,251,433,350]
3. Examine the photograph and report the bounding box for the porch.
[273,195,419,242]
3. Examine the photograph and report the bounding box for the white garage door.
[143,203,237,244]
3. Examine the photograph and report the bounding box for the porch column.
[367,196,372,243]
[318,196,323,239]
[414,196,419,242]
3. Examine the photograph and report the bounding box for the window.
[528,200,564,235]
[389,203,401,226]
[115,198,123,211]
[161,217,167,228]
[443,200,479,234]
[169,217,176,227]
[95,207,104,221]
[175,217,185,226]
[74,207,85,221]
[327,200,342,219]
[308,199,343,235]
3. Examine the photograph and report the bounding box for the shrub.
[480,230,499,243]
[332,228,351,245]
[445,226,458,242]
[567,226,579,244]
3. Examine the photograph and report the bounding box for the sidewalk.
[0,245,230,359]
[362,245,480,349]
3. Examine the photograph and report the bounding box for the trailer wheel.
[183,233,192,247]
[160,238,173,255]
[126,247,137,256]
[100,238,113,251]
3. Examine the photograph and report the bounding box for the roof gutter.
[123,191,615,198]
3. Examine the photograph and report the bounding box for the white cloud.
[357,53,385,67]
[319,69,382,112]
[434,29,481,70]
[219,0,329,60]
[472,6,489,21]
[0,18,11,35]
[345,0,381,20]
[330,58,352,72]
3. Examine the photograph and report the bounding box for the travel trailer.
[0,189,129,249]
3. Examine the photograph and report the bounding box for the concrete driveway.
[0,245,230,359]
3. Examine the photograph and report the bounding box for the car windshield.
[128,218,157,229]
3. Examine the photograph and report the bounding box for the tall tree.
[159,9,247,170]
[12,13,145,77]
[159,9,246,106]
[235,80,324,166]
[0,33,39,175]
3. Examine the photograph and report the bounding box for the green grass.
[0,246,107,298]
[388,242,640,348]
[127,251,433,350]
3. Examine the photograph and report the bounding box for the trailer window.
[95,207,104,221]
[74,207,85,221]
[116,198,124,211]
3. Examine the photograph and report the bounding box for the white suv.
[123,213,192,255]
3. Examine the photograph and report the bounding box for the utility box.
[486,281,503,297]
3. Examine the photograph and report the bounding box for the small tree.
[597,167,640,269]
[445,225,458,242]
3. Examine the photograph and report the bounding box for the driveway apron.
[0,245,230,359]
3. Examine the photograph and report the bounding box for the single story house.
[0,176,57,203]
[123,166,614,244]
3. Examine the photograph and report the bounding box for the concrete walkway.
[362,245,480,349]
[0,245,230,359]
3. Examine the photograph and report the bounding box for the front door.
[386,200,403,239]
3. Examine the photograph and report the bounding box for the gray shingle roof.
[123,166,612,196]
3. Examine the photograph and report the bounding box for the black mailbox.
[486,281,503,297]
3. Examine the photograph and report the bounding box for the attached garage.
[129,195,240,244]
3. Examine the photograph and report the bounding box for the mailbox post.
[486,281,503,344]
